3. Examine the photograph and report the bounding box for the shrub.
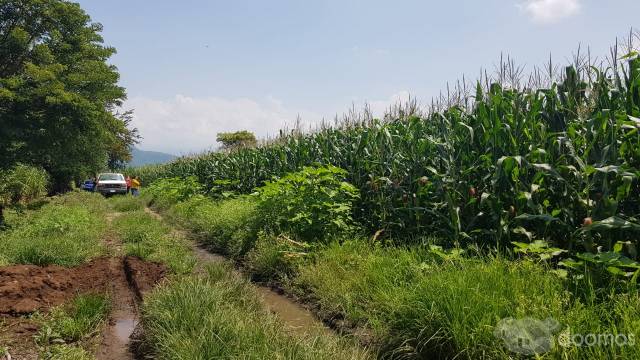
[0,164,49,205]
[0,164,49,227]
[256,165,360,242]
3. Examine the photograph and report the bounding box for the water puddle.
[114,318,137,342]
[146,208,332,337]
[256,287,331,336]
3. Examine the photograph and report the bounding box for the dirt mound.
[124,256,167,299]
[0,257,166,315]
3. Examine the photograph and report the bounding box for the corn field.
[132,37,640,252]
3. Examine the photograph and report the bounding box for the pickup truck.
[95,173,128,196]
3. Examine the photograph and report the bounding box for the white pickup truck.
[95,173,128,196]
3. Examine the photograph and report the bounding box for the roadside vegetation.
[35,294,110,359]
[141,263,369,360]
[111,209,196,274]
[136,36,640,359]
[0,191,108,267]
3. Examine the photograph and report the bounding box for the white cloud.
[125,92,411,155]
[126,95,323,155]
[521,0,581,24]
[367,91,412,116]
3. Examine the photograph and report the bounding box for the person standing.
[125,175,132,194]
[130,176,141,196]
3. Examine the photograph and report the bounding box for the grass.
[292,241,640,359]
[170,195,259,258]
[140,262,369,360]
[111,210,196,274]
[0,191,108,266]
[35,293,110,359]
[107,194,146,212]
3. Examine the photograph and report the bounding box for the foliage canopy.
[0,0,138,190]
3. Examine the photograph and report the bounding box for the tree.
[216,130,257,151]
[0,0,138,191]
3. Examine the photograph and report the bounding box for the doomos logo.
[493,317,561,355]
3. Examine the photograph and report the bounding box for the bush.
[0,164,49,205]
[256,165,359,243]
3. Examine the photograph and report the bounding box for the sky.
[76,0,640,155]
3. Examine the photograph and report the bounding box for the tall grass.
[111,210,196,274]
[293,241,640,359]
[0,191,108,266]
[140,263,369,360]
[35,293,110,359]
[132,38,640,254]
[170,195,259,258]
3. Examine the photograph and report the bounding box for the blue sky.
[77,0,639,154]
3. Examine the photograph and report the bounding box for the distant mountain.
[129,148,177,167]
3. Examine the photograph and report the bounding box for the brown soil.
[0,256,166,359]
[123,256,167,300]
[0,258,114,315]
[96,257,160,360]
[0,317,39,360]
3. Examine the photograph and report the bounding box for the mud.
[0,258,114,315]
[96,257,156,360]
[123,256,166,300]
[0,256,167,360]
[185,231,331,336]
[0,317,39,360]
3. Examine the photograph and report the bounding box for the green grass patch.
[293,242,640,359]
[35,293,110,359]
[170,195,259,258]
[141,262,369,359]
[0,191,108,266]
[107,195,146,212]
[112,211,195,274]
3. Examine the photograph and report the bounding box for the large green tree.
[0,0,138,190]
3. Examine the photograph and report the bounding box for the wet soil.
[0,256,166,360]
[0,258,117,315]
[95,256,165,360]
[170,219,331,336]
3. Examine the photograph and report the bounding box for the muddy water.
[255,287,331,335]
[114,318,138,342]
[96,259,138,360]
[145,207,332,336]
[189,237,330,336]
